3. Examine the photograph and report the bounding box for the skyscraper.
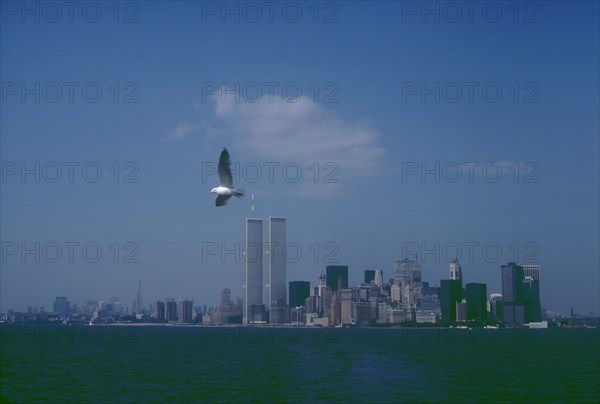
[154,300,166,320]
[489,293,503,322]
[449,259,462,281]
[266,217,287,323]
[134,280,143,313]
[178,299,193,323]
[364,270,376,284]
[374,269,383,287]
[393,258,421,285]
[440,280,462,323]
[165,299,177,322]
[523,276,542,323]
[502,263,525,325]
[520,264,540,281]
[216,289,235,323]
[289,281,310,308]
[244,218,263,324]
[326,265,348,292]
[53,297,71,317]
[466,283,487,323]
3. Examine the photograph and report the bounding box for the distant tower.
[364,270,376,284]
[289,281,310,308]
[501,263,525,325]
[374,269,383,287]
[449,259,462,281]
[520,264,540,281]
[244,218,263,324]
[266,217,287,323]
[135,280,143,313]
[318,272,326,296]
[326,265,348,292]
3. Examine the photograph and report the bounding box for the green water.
[1,325,599,402]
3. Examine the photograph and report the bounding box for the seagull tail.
[233,189,245,198]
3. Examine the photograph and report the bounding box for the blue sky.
[1,1,598,315]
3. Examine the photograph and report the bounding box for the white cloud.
[213,96,385,174]
[169,120,198,139]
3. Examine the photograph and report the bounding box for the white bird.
[210,148,244,207]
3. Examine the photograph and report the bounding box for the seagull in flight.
[210,148,244,207]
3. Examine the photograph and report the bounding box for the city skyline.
[1,2,598,316]
[4,256,565,327]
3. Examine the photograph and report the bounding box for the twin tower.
[244,217,287,324]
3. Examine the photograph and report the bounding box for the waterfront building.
[244,218,263,324]
[466,283,488,323]
[178,299,193,323]
[266,217,287,323]
[53,297,71,317]
[502,263,525,325]
[165,299,177,322]
[440,279,462,323]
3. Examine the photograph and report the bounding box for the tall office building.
[154,300,166,320]
[364,270,376,284]
[244,218,264,324]
[393,258,422,285]
[289,281,310,308]
[165,299,177,322]
[502,263,525,325]
[340,289,354,325]
[266,217,287,323]
[374,270,383,287]
[465,283,487,323]
[440,280,462,323]
[520,264,540,281]
[318,272,327,296]
[449,259,462,281]
[326,265,348,292]
[178,299,193,323]
[134,280,143,313]
[53,297,71,317]
[523,276,542,322]
[489,293,503,322]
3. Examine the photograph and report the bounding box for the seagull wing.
[218,148,233,188]
[215,194,231,207]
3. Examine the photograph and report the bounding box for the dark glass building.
[326,265,348,292]
[523,277,542,322]
[440,279,462,323]
[289,281,311,308]
[501,263,525,325]
[466,283,487,323]
[364,270,376,284]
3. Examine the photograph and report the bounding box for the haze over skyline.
[1,1,598,315]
